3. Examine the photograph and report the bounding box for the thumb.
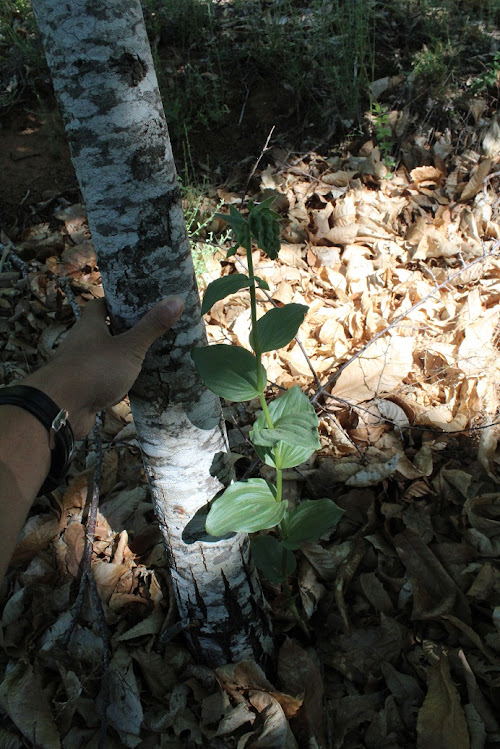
[120,296,184,357]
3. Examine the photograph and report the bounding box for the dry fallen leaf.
[0,662,61,749]
[460,159,492,201]
[106,647,144,747]
[394,530,470,621]
[417,653,470,749]
[331,336,414,403]
[346,453,401,486]
[278,638,326,747]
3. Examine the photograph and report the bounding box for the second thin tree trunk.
[32,0,273,667]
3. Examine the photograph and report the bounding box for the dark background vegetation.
[1,0,499,206]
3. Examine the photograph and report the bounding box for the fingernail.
[161,296,184,318]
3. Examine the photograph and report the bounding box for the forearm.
[0,295,183,582]
[0,404,52,582]
[0,364,95,583]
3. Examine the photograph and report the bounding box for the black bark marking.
[174,578,181,608]
[74,57,98,76]
[65,125,95,159]
[86,1,108,20]
[239,543,256,597]
[241,547,274,640]
[178,566,274,666]
[131,143,166,181]
[157,519,176,570]
[88,86,119,115]
[209,451,233,488]
[103,191,184,297]
[221,570,246,629]
[192,574,208,620]
[137,190,182,252]
[110,52,147,86]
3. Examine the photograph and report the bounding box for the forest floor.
[2,1,500,747]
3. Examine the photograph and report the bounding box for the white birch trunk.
[32,0,273,668]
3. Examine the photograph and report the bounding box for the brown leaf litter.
[1,118,500,747]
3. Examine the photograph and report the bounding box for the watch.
[0,384,75,495]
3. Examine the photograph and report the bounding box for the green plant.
[233,0,376,123]
[185,194,228,276]
[179,164,230,275]
[371,101,396,170]
[143,0,212,49]
[0,0,47,111]
[143,0,228,142]
[470,49,500,94]
[412,40,455,86]
[191,199,343,591]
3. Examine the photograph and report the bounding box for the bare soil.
[0,108,78,232]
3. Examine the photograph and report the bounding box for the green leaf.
[269,442,316,470]
[226,244,239,258]
[248,199,281,259]
[254,276,270,291]
[251,535,296,583]
[251,195,280,213]
[251,304,308,353]
[205,479,287,535]
[281,499,344,550]
[253,386,320,469]
[192,345,266,402]
[265,384,314,420]
[215,205,250,249]
[251,411,320,450]
[201,274,250,315]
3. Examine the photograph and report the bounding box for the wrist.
[0,386,75,497]
[21,363,96,439]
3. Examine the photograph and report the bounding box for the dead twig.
[58,276,81,318]
[4,246,29,278]
[62,415,110,748]
[312,244,500,404]
[0,242,12,274]
[53,287,111,746]
[243,125,276,200]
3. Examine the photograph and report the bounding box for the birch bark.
[32,0,273,668]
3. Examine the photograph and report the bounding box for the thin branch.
[238,81,250,127]
[4,246,29,278]
[322,374,500,436]
[62,416,104,644]
[318,404,366,459]
[53,280,110,744]
[58,277,81,318]
[243,126,276,199]
[62,415,110,747]
[483,169,500,197]
[292,337,322,389]
[312,244,500,404]
[0,242,12,273]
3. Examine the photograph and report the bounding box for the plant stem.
[258,392,274,430]
[281,539,288,580]
[279,538,309,638]
[247,238,275,433]
[275,466,282,504]
[288,595,310,638]
[245,239,265,392]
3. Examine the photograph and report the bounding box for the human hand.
[22,296,184,438]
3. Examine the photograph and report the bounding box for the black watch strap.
[0,384,75,495]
